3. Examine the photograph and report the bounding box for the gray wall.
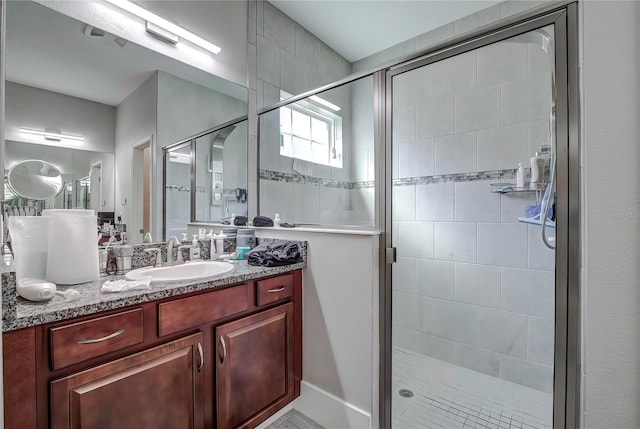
[5,81,116,153]
[115,73,158,238]
[248,0,353,218]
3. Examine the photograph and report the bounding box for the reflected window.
[279,102,342,168]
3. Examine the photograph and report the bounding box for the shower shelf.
[490,182,547,194]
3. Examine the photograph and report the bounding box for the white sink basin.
[125,260,234,284]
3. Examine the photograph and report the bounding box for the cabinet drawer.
[158,284,249,337]
[256,274,293,307]
[50,308,144,370]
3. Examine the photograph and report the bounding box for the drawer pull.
[219,336,227,364]
[77,329,125,344]
[197,342,204,372]
[267,286,286,293]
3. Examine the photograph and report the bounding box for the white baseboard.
[293,381,372,429]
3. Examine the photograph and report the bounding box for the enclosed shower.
[389,24,557,429]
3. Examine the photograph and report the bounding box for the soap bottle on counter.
[274,213,281,228]
[190,235,201,260]
[215,231,227,256]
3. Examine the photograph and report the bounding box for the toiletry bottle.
[274,213,281,228]
[540,143,551,183]
[231,213,236,226]
[529,152,544,190]
[516,163,525,189]
[190,235,201,260]
[208,230,216,260]
[215,231,227,256]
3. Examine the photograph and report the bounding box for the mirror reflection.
[6,159,63,202]
[4,0,248,243]
[164,119,248,239]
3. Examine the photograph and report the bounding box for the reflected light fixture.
[104,0,222,55]
[19,128,84,143]
[310,95,341,112]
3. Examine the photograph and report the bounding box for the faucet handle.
[144,248,162,267]
[177,245,191,263]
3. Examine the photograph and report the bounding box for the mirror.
[164,119,248,239]
[5,140,115,213]
[4,1,248,243]
[6,160,63,201]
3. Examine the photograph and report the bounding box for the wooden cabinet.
[216,303,294,429]
[50,332,205,429]
[2,270,302,429]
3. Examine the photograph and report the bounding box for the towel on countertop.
[247,240,301,267]
[101,277,152,293]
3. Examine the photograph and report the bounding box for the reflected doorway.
[132,137,152,243]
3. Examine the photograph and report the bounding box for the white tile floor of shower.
[393,348,552,429]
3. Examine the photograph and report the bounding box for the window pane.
[311,141,328,165]
[281,134,293,157]
[292,136,311,161]
[311,117,329,144]
[292,110,311,139]
[280,107,291,134]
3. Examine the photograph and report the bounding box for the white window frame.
[279,99,343,168]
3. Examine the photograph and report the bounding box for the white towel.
[46,211,99,284]
[101,277,152,293]
[8,216,50,281]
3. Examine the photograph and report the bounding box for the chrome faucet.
[166,236,180,265]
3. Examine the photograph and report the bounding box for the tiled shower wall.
[253,0,375,226]
[389,39,555,393]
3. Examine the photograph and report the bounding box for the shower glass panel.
[391,25,555,428]
[194,120,248,223]
[258,75,375,227]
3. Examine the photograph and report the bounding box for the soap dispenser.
[190,235,201,260]
[274,213,281,228]
[215,231,227,256]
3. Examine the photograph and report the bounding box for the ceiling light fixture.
[19,128,85,143]
[104,0,222,55]
[310,95,341,112]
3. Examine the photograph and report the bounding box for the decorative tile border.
[260,168,519,189]
[393,169,518,186]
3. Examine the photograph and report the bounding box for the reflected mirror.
[4,0,248,243]
[6,160,63,201]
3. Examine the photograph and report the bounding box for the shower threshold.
[393,348,552,429]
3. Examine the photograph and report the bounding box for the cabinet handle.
[197,342,204,373]
[77,329,125,344]
[219,336,227,364]
[267,286,286,293]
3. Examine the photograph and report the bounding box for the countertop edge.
[3,262,305,332]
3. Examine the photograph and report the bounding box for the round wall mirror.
[6,159,64,200]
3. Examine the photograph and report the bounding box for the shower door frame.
[378,3,580,429]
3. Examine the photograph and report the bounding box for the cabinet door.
[216,303,294,429]
[50,332,205,429]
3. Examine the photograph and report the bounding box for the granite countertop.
[3,260,305,332]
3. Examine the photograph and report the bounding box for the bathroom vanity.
[2,257,304,429]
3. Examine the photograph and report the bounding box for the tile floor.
[393,348,553,429]
[265,409,324,429]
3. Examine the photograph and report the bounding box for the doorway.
[132,137,153,243]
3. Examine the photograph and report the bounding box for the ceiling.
[6,1,500,106]
[270,0,500,62]
[5,1,246,107]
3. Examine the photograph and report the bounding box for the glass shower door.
[390,25,557,429]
